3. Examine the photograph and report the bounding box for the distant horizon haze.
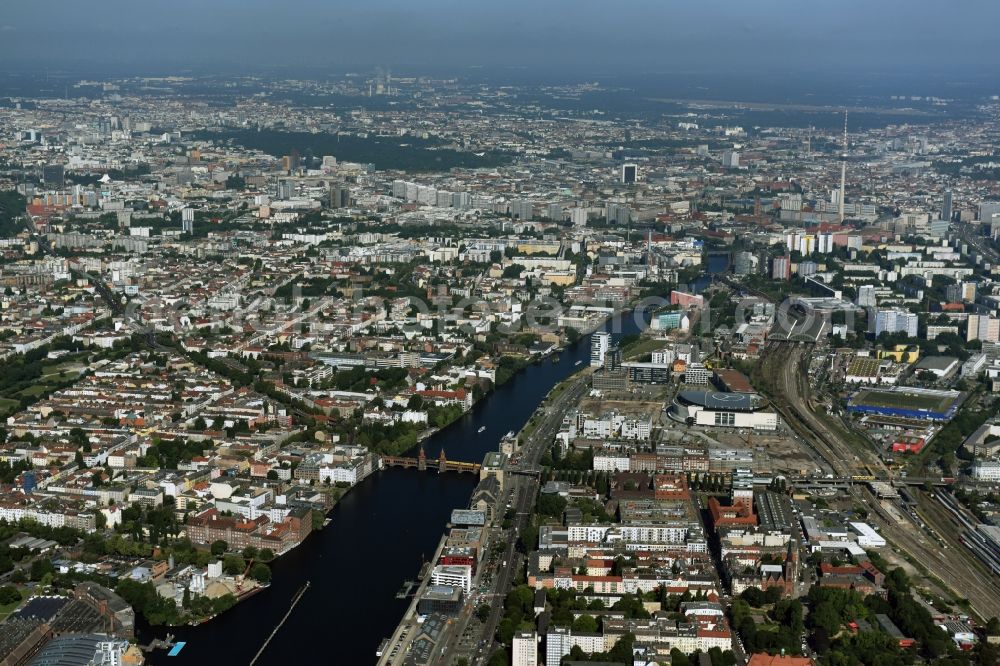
[0,0,997,82]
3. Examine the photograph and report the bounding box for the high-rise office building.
[591,331,610,368]
[603,345,622,371]
[621,164,637,184]
[734,251,756,276]
[416,185,437,205]
[329,185,350,209]
[980,202,1000,223]
[722,150,740,168]
[43,164,64,188]
[282,151,300,172]
[942,189,953,222]
[929,218,951,238]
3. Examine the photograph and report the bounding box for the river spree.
[143,312,645,665]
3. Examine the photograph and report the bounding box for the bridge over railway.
[766,316,827,343]
[713,275,826,343]
[788,476,953,491]
[380,446,481,474]
[713,274,774,303]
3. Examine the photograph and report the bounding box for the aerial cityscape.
[1,2,1000,666]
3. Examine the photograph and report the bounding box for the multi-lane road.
[424,373,590,666]
[466,375,590,664]
[954,224,999,267]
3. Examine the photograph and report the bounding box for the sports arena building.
[846,387,962,422]
[667,390,779,431]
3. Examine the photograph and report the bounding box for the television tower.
[838,110,848,224]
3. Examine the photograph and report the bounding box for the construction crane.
[236,558,254,593]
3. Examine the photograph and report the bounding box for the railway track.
[758,341,1000,620]
[929,492,1000,577]
[922,490,1000,580]
[886,489,1000,619]
[759,342,856,477]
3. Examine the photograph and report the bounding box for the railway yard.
[756,339,1000,621]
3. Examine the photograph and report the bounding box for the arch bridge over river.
[379,446,482,473]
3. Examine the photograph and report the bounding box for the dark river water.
[142,311,646,665]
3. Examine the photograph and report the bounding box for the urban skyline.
[1,4,1000,666]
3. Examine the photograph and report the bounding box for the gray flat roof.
[915,356,959,371]
[678,390,757,411]
[450,509,486,526]
[422,585,462,602]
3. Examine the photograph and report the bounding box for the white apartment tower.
[873,309,918,338]
[512,632,538,666]
[968,314,1000,343]
[856,285,876,308]
[591,331,611,368]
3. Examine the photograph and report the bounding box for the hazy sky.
[1,0,997,77]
